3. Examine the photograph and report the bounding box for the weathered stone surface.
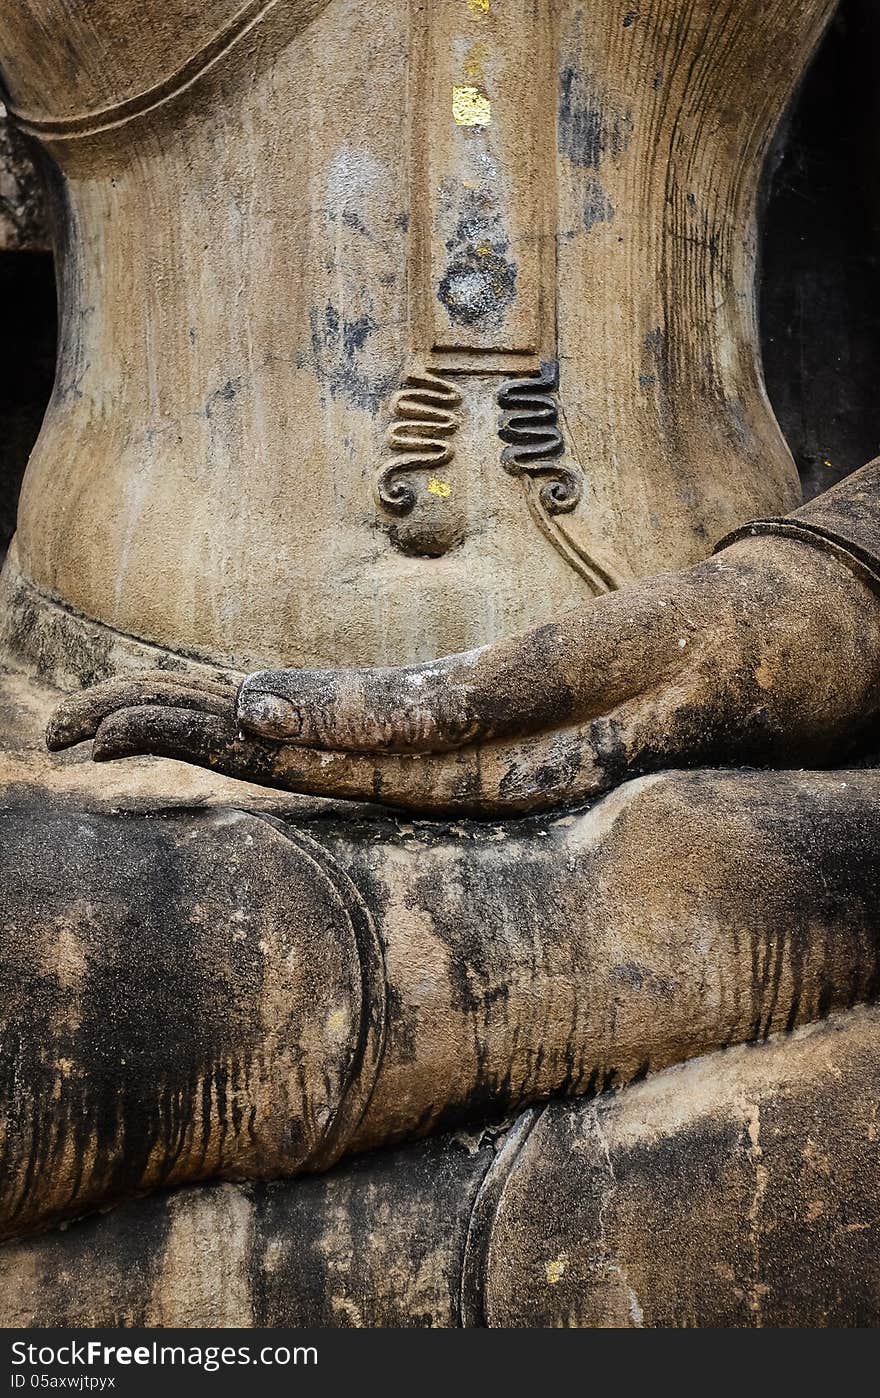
[485,1007,880,1327]
[3,666,880,1253]
[3,1008,879,1328]
[0,798,383,1240]
[0,0,834,678]
[1,0,879,1331]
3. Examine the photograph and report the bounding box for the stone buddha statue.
[2,0,880,1326]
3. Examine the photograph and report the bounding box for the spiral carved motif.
[497,360,581,514]
[376,371,463,516]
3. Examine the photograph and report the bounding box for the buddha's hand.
[46,533,880,816]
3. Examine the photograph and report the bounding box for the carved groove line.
[497,361,618,593]
[253,816,388,1177]
[458,1106,545,1328]
[7,0,329,141]
[497,361,581,514]
[376,371,463,517]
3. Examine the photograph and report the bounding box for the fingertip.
[92,707,155,762]
[46,703,92,752]
[236,685,303,740]
[91,718,129,762]
[45,717,71,752]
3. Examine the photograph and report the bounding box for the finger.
[139,669,241,698]
[91,703,463,800]
[93,707,243,768]
[46,671,238,751]
[236,574,704,755]
[236,663,482,751]
[87,703,613,815]
[91,705,416,799]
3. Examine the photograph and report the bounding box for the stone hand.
[47,531,880,816]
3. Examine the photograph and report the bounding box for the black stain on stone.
[308,301,395,415]
[324,303,340,339]
[643,326,666,358]
[205,377,243,420]
[721,396,756,453]
[438,248,517,328]
[15,1191,175,1325]
[437,187,518,330]
[341,208,369,236]
[209,377,237,409]
[642,325,673,431]
[0,803,272,1236]
[249,1131,491,1327]
[588,716,632,790]
[583,176,615,233]
[559,69,604,169]
[343,315,375,357]
[558,67,633,171]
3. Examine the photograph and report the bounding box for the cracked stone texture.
[2,1007,879,1327]
[1,0,880,1329]
[2,661,880,1326]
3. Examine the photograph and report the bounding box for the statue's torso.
[0,0,833,674]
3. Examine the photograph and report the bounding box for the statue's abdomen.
[0,0,835,677]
